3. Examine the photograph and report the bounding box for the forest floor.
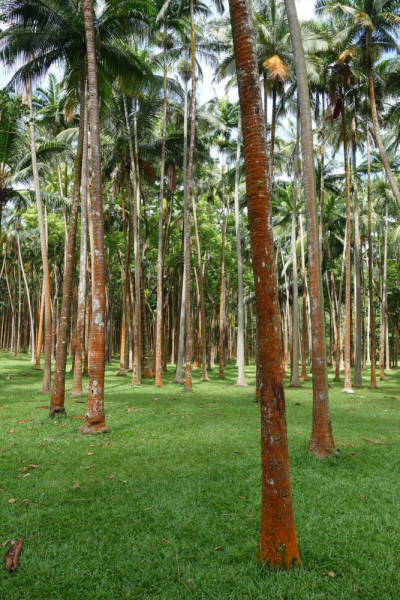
[0,352,399,599]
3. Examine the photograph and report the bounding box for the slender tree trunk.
[319,91,325,255]
[299,215,309,380]
[71,91,89,395]
[218,160,226,380]
[352,117,363,387]
[34,286,44,369]
[379,238,385,381]
[234,111,248,387]
[228,0,300,567]
[17,234,35,363]
[290,110,300,387]
[155,23,168,388]
[192,193,210,381]
[367,115,377,388]
[384,199,390,371]
[27,80,52,393]
[79,0,108,433]
[369,68,400,209]
[50,74,86,415]
[183,0,196,393]
[285,0,337,457]
[340,103,354,394]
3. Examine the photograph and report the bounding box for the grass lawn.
[0,351,399,599]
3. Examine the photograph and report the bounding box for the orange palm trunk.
[79,0,108,433]
[50,74,86,415]
[228,0,300,568]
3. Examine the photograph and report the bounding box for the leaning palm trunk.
[352,117,362,388]
[228,0,300,568]
[384,199,390,371]
[71,94,89,396]
[50,75,86,415]
[155,23,168,388]
[341,102,354,394]
[290,110,300,388]
[284,0,337,457]
[369,68,400,209]
[234,111,248,387]
[183,1,196,393]
[27,80,52,394]
[79,0,108,433]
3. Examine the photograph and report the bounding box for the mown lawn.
[0,350,399,599]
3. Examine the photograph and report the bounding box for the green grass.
[0,351,400,599]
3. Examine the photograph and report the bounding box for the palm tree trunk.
[71,91,89,395]
[50,74,86,415]
[123,95,141,386]
[234,111,248,387]
[183,0,196,393]
[384,198,390,371]
[27,80,52,394]
[192,193,210,381]
[319,91,325,255]
[369,68,400,209]
[341,103,354,394]
[299,215,309,380]
[285,0,336,456]
[218,158,226,380]
[79,0,108,434]
[352,117,363,387]
[367,114,377,388]
[34,287,44,369]
[155,23,168,388]
[17,233,35,363]
[290,110,300,387]
[228,0,300,567]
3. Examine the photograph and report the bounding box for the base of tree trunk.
[82,372,89,378]
[219,375,225,380]
[341,387,355,394]
[307,443,338,459]
[116,369,127,377]
[78,422,109,434]
[172,379,184,385]
[49,406,67,418]
[370,383,378,389]
[201,376,211,382]
[182,385,193,392]
[70,390,85,397]
[300,374,309,381]
[142,369,154,379]
[33,366,42,371]
[333,377,342,382]
[289,382,301,388]
[353,383,363,388]
[380,376,386,381]
[234,381,248,387]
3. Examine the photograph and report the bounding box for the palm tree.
[228,0,300,568]
[79,0,108,434]
[27,79,52,394]
[323,0,400,209]
[284,0,337,458]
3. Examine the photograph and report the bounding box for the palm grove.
[0,0,399,569]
